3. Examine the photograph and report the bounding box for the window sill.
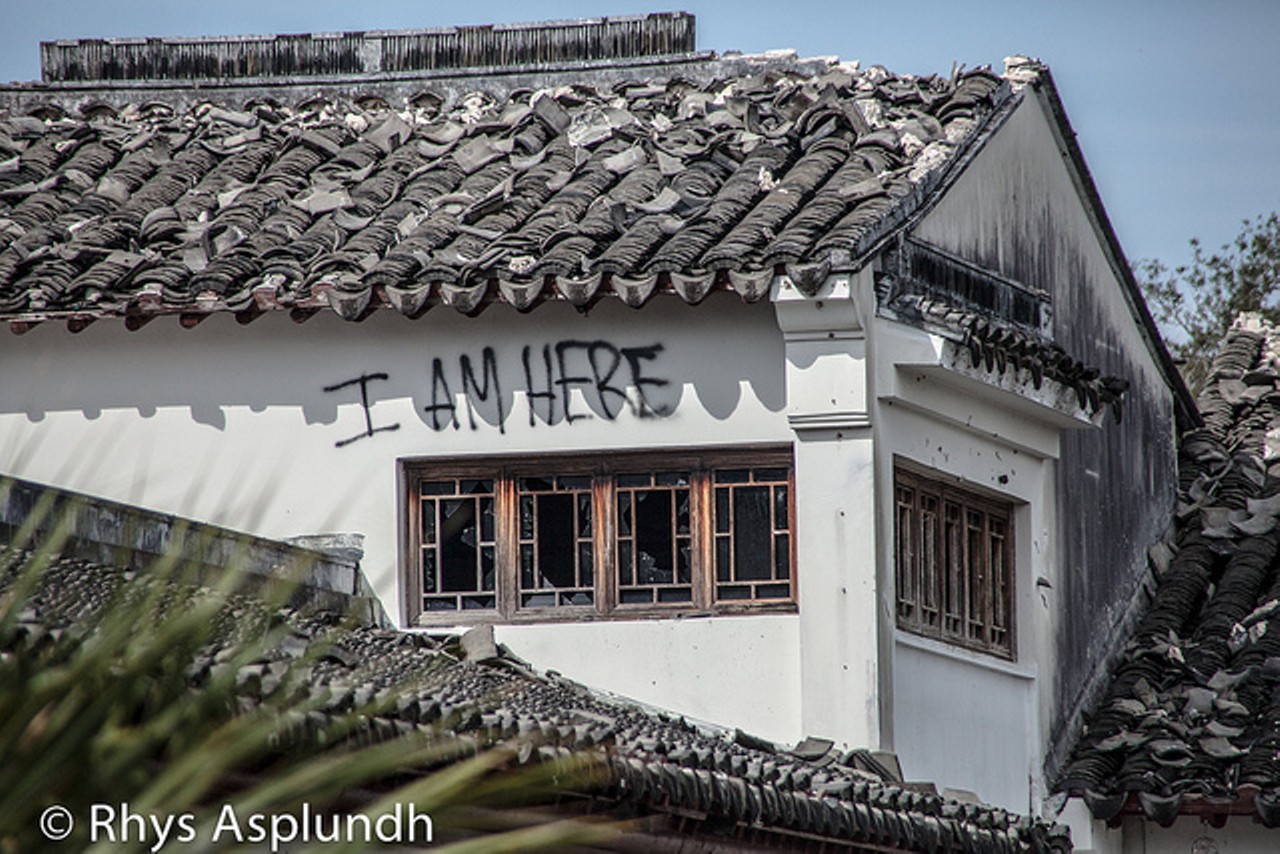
[894,629,1035,681]
[413,600,799,628]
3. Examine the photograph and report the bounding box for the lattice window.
[404,449,795,625]
[615,471,694,606]
[518,475,595,609]
[417,477,497,613]
[894,466,1015,658]
[713,467,792,602]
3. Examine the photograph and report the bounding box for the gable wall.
[910,90,1178,776]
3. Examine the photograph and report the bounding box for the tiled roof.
[886,293,1129,421]
[9,548,1070,852]
[1058,316,1280,826]
[0,53,1010,327]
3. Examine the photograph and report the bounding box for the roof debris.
[0,54,1011,326]
[1059,316,1280,826]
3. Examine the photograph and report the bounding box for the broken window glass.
[712,468,792,601]
[616,471,693,605]
[518,475,594,608]
[419,479,497,612]
[409,451,795,623]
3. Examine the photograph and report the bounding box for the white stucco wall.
[1127,817,1274,854]
[877,88,1180,817]
[911,91,1180,791]
[870,316,1064,814]
[497,614,801,744]
[0,292,811,739]
[894,634,1036,811]
[0,85,1185,803]
[1062,802,1278,854]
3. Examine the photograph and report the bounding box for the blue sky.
[2,1,1277,274]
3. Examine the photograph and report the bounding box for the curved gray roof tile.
[0,58,1010,327]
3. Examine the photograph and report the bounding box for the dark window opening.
[894,466,1015,659]
[405,450,795,625]
[714,468,792,600]
[419,479,497,612]
[520,479,593,608]
[617,471,693,606]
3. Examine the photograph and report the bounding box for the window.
[404,449,795,625]
[894,465,1014,658]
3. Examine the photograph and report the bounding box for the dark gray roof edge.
[40,12,692,49]
[13,51,715,94]
[1029,67,1199,431]
[38,13,697,84]
[0,472,389,625]
[0,51,846,115]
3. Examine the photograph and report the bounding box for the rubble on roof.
[7,545,1069,852]
[1058,315,1280,826]
[0,52,1010,329]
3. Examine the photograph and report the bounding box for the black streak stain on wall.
[976,203,1177,764]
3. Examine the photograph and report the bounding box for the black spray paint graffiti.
[324,340,670,447]
[322,372,401,448]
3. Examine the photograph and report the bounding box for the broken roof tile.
[0,50,1016,326]
[1059,316,1280,825]
[5,539,1069,853]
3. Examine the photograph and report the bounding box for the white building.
[0,13,1192,826]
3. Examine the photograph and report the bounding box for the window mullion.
[405,474,422,624]
[787,466,798,603]
[405,449,796,625]
[693,469,712,609]
[496,471,519,620]
[596,472,616,614]
[983,509,993,649]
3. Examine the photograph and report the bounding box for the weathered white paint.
[1061,800,1280,854]
[495,614,801,744]
[911,88,1169,410]
[775,272,882,750]
[1121,817,1275,854]
[0,77,1187,828]
[912,93,1179,778]
[872,329,1058,813]
[0,293,807,739]
[894,632,1035,812]
[882,87,1179,819]
[1057,800,1124,854]
[793,426,878,748]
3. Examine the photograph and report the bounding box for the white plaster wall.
[1057,799,1125,854]
[908,90,1181,809]
[1134,819,1279,854]
[793,425,878,749]
[871,318,1059,813]
[0,293,805,738]
[894,634,1035,812]
[496,614,801,744]
[1060,812,1280,854]
[774,272,882,751]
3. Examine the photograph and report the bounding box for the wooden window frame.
[404,447,797,627]
[894,464,1016,659]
